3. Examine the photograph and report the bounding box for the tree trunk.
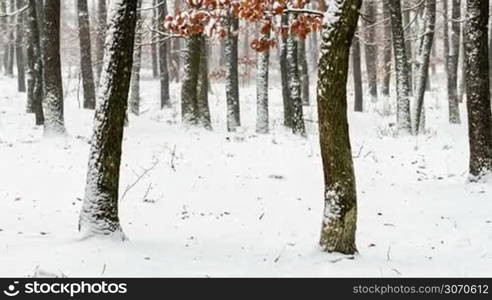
[26,0,44,125]
[129,0,142,116]
[0,2,6,73]
[181,35,201,125]
[352,28,363,112]
[388,0,412,135]
[150,0,158,79]
[413,0,436,135]
[447,0,462,124]
[381,0,392,97]
[256,32,270,134]
[6,0,15,77]
[362,0,378,103]
[42,0,65,136]
[15,0,26,92]
[95,0,107,84]
[225,14,240,132]
[298,39,310,105]
[280,15,292,128]
[77,0,96,109]
[79,0,138,239]
[318,0,361,255]
[402,4,413,96]
[158,0,170,108]
[197,36,212,130]
[464,0,492,178]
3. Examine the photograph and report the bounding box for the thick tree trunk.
[464,0,492,178]
[42,0,65,136]
[318,0,361,255]
[26,0,44,125]
[352,28,363,112]
[362,0,378,103]
[158,0,170,108]
[95,0,107,84]
[413,0,436,135]
[280,15,292,128]
[77,0,96,109]
[15,0,26,92]
[388,0,412,135]
[225,14,240,132]
[298,38,310,105]
[256,32,270,134]
[381,0,392,97]
[181,35,201,125]
[129,0,143,116]
[79,0,138,239]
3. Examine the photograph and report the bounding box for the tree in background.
[77,0,96,109]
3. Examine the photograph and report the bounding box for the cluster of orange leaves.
[163,0,323,52]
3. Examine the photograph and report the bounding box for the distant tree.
[77,0,96,109]
[158,0,170,108]
[15,0,26,92]
[95,0,107,83]
[362,0,378,103]
[129,0,143,116]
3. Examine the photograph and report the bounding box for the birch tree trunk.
[256,32,270,134]
[318,0,361,254]
[79,0,138,239]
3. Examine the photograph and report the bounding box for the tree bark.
[362,0,378,103]
[79,0,138,239]
[26,0,44,125]
[381,0,392,97]
[256,32,270,134]
[77,0,96,109]
[150,0,159,79]
[15,0,26,92]
[388,0,412,135]
[402,3,413,96]
[464,0,492,178]
[42,0,65,136]
[225,14,241,132]
[280,15,292,128]
[129,0,143,116]
[352,28,363,112]
[447,0,461,124]
[158,0,170,108]
[95,0,107,84]
[197,36,212,130]
[298,38,310,105]
[181,35,201,125]
[318,0,361,255]
[413,0,436,135]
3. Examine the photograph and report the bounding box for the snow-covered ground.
[0,73,491,277]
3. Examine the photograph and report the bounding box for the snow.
[0,71,491,277]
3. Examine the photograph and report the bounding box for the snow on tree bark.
[77,0,96,110]
[286,13,306,136]
[256,31,270,134]
[402,4,413,97]
[388,0,412,135]
[5,0,14,77]
[362,0,378,103]
[464,0,492,178]
[181,34,201,125]
[225,14,241,132]
[318,0,361,254]
[79,0,138,239]
[26,0,44,125]
[158,0,170,108]
[352,27,363,112]
[413,0,436,135]
[41,0,66,136]
[151,0,159,79]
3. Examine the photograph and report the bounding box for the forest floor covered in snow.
[0,73,491,277]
